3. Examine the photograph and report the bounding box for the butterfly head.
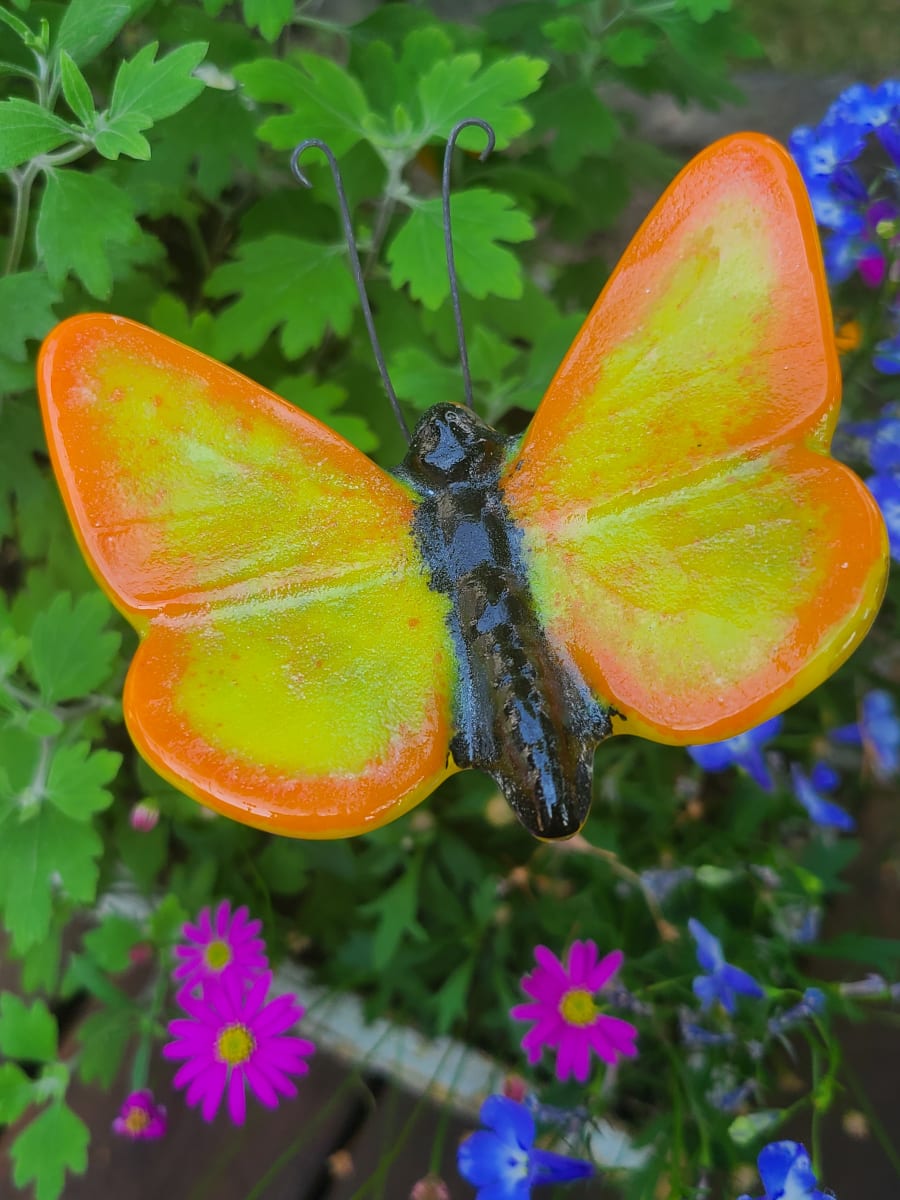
[404,403,505,487]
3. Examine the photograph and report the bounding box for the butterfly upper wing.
[39,314,456,835]
[501,134,887,744]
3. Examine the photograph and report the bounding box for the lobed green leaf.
[36,169,139,299]
[235,54,368,155]
[0,271,56,362]
[55,0,142,67]
[416,52,546,149]
[0,1062,34,1124]
[29,592,121,704]
[206,234,358,359]
[107,40,207,127]
[58,51,95,126]
[0,99,76,171]
[11,1102,89,1200]
[242,0,294,42]
[388,189,533,309]
[46,743,120,822]
[0,993,58,1062]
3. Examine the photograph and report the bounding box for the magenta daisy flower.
[172,899,268,991]
[162,971,314,1124]
[511,941,639,1083]
[112,1089,167,1140]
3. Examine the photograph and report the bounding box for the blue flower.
[738,1140,828,1200]
[767,988,827,1037]
[865,473,900,561]
[457,1095,593,1200]
[688,919,764,1014]
[789,762,855,830]
[687,716,782,791]
[831,689,900,778]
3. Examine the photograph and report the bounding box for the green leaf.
[235,54,368,155]
[388,190,533,309]
[254,836,309,895]
[388,346,462,411]
[0,99,76,171]
[106,40,206,126]
[807,933,900,972]
[58,50,95,125]
[11,1102,89,1200]
[46,742,120,821]
[0,1062,34,1124]
[36,168,139,299]
[272,373,378,452]
[434,958,474,1033]
[55,0,141,66]
[728,1108,785,1145]
[148,893,189,946]
[0,271,56,361]
[75,1007,132,1087]
[532,82,618,172]
[367,865,423,971]
[416,53,546,149]
[0,994,58,1062]
[82,914,143,972]
[676,0,732,21]
[29,591,120,703]
[242,0,293,41]
[206,235,358,359]
[603,26,660,66]
[0,803,104,952]
[147,293,218,356]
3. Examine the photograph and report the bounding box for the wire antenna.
[291,139,411,442]
[442,118,496,410]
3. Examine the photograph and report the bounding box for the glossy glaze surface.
[36,133,889,838]
[398,404,609,839]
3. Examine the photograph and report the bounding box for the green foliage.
[2,1,885,1197]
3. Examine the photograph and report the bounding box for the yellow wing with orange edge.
[502,133,887,744]
[38,314,456,836]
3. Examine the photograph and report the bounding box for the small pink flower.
[511,941,639,1083]
[112,1089,167,1140]
[129,800,159,832]
[173,899,268,991]
[163,972,314,1124]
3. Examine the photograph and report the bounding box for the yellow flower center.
[559,987,599,1027]
[204,939,232,971]
[835,319,862,355]
[124,1106,150,1134]
[216,1022,255,1065]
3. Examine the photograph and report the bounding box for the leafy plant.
[3,2,897,1198]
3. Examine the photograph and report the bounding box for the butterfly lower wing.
[502,134,887,742]
[39,314,456,833]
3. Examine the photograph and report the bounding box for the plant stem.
[4,162,38,275]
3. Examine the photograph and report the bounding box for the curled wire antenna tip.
[290,137,411,442]
[442,119,496,410]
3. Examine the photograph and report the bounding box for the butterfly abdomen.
[399,404,610,839]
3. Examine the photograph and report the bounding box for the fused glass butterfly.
[37,133,887,841]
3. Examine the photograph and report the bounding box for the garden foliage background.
[0,1,899,1197]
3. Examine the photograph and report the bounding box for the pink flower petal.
[244,1062,279,1108]
[554,1034,576,1081]
[227,1067,247,1124]
[215,900,231,937]
[587,949,624,992]
[533,945,567,982]
[567,939,598,985]
[200,1062,229,1121]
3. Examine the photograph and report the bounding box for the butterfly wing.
[39,315,456,835]
[501,134,887,744]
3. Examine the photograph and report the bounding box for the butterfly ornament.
[38,123,888,841]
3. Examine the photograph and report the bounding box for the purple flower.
[688,919,764,1014]
[789,762,855,830]
[173,900,268,992]
[687,716,782,791]
[738,1140,827,1200]
[832,689,900,778]
[457,1095,594,1200]
[510,941,638,1083]
[112,1089,167,1140]
[163,972,314,1124]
